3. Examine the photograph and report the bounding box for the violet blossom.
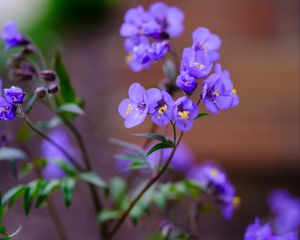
[202,63,239,114]
[147,88,174,126]
[176,71,198,95]
[173,96,198,132]
[3,86,25,104]
[1,21,28,49]
[119,82,149,128]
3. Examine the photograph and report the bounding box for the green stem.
[57,112,106,238]
[23,116,84,171]
[107,131,184,239]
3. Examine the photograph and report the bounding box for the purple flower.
[147,142,195,172]
[173,96,198,132]
[120,6,160,38]
[119,83,149,128]
[244,218,274,240]
[149,2,185,38]
[202,63,239,114]
[41,128,76,179]
[176,71,198,95]
[151,40,170,60]
[0,97,16,120]
[180,47,212,79]
[268,190,300,235]
[1,21,28,49]
[124,37,169,72]
[147,88,174,126]
[192,27,221,61]
[3,86,25,103]
[187,162,239,219]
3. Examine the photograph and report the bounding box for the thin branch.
[23,116,84,171]
[107,132,184,239]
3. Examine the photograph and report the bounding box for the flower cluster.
[119,82,198,131]
[176,27,239,114]
[244,189,299,240]
[0,80,25,120]
[187,162,239,219]
[244,218,298,240]
[120,2,184,72]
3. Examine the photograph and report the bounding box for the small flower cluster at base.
[244,218,298,240]
[187,162,239,219]
[0,80,25,121]
[119,82,198,132]
[120,2,184,72]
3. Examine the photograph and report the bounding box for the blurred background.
[0,0,299,239]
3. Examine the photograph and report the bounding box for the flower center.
[192,62,205,70]
[232,88,237,94]
[210,168,219,176]
[178,110,189,120]
[213,90,220,96]
[125,104,133,115]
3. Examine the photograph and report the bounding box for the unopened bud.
[48,82,59,94]
[22,44,35,55]
[35,86,47,98]
[40,70,56,82]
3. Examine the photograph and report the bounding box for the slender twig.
[29,153,69,240]
[46,198,69,240]
[108,132,184,239]
[196,96,202,106]
[57,112,106,238]
[23,116,84,171]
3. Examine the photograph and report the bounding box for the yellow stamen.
[210,168,219,176]
[126,54,133,63]
[213,90,220,96]
[232,196,241,207]
[158,105,167,115]
[232,88,237,94]
[193,62,205,69]
[178,110,189,120]
[125,104,133,115]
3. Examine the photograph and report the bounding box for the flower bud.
[47,82,59,94]
[35,86,47,98]
[176,71,197,95]
[40,70,56,82]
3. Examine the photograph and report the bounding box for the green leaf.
[0,148,28,161]
[24,94,37,114]
[6,225,22,239]
[36,180,60,207]
[98,210,121,223]
[109,138,146,159]
[79,172,107,189]
[2,185,26,208]
[23,180,42,215]
[195,113,210,119]
[110,177,128,210]
[131,133,168,143]
[128,161,150,170]
[58,103,85,116]
[146,141,174,156]
[52,159,77,177]
[16,124,32,143]
[114,153,146,163]
[60,178,76,208]
[35,117,63,130]
[54,52,76,104]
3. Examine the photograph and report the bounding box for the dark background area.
[0,0,299,239]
